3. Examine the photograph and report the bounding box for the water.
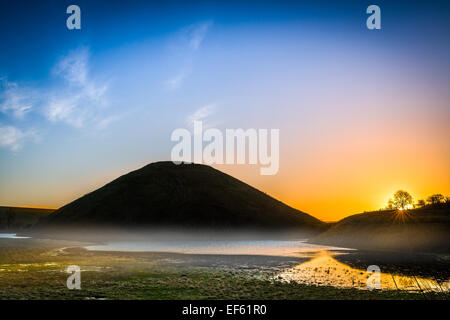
[86,239,449,293]
[277,250,450,292]
[0,233,30,239]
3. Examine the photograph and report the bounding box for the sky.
[0,0,449,221]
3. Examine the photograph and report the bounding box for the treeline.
[385,190,449,210]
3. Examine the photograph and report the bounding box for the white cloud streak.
[0,125,30,151]
[187,103,217,129]
[46,48,110,128]
[165,72,187,91]
[186,21,213,51]
[164,21,213,90]
[0,79,34,119]
[95,114,121,131]
[0,47,117,152]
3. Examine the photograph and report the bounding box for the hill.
[314,207,450,253]
[42,162,326,232]
[0,206,54,230]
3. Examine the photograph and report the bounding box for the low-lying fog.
[8,227,450,293]
[86,239,350,256]
[26,227,322,243]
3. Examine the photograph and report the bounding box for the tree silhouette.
[392,190,413,210]
[427,194,445,205]
[445,197,450,205]
[416,199,426,208]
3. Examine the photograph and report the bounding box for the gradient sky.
[0,0,449,221]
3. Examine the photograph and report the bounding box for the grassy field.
[0,239,441,300]
[0,204,448,300]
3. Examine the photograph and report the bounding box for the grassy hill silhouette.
[43,162,326,232]
[315,207,450,252]
[0,206,54,230]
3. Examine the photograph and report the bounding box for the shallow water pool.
[0,233,30,239]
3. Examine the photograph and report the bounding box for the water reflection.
[0,233,30,239]
[276,250,450,293]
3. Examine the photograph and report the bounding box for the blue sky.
[0,0,449,219]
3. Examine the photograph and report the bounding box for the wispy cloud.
[0,125,36,151]
[53,49,89,86]
[164,21,213,90]
[185,21,213,51]
[0,79,34,119]
[165,71,188,91]
[95,114,121,131]
[0,47,117,152]
[46,48,110,127]
[186,103,217,129]
[46,95,86,127]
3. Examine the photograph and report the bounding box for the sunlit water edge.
[276,250,450,293]
[85,239,449,293]
[0,233,30,239]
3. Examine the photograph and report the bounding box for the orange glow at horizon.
[4,123,450,222]
[4,158,449,223]
[213,107,450,221]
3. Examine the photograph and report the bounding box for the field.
[0,238,442,300]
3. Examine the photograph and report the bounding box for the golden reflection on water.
[276,251,450,292]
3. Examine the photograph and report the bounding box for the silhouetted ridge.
[314,207,450,252]
[44,162,325,231]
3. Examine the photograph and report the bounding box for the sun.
[398,204,413,211]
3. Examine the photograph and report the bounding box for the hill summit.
[44,162,325,232]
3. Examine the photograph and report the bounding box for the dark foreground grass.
[0,239,440,300]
